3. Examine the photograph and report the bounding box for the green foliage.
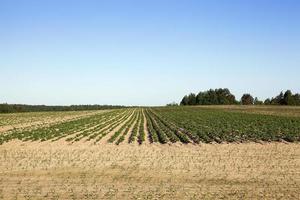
[145,109,168,143]
[166,102,179,106]
[0,104,126,113]
[108,110,136,143]
[0,109,126,144]
[128,111,141,143]
[149,110,190,143]
[283,90,294,105]
[187,93,197,105]
[269,90,300,106]
[144,110,159,143]
[137,110,145,144]
[254,97,263,105]
[2,107,300,145]
[271,92,284,105]
[154,107,300,143]
[179,89,300,106]
[264,98,271,105]
[182,88,237,106]
[241,94,254,105]
[180,95,189,105]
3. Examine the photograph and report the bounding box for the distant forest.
[179,88,300,106]
[0,104,125,113]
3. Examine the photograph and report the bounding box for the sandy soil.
[96,110,136,144]
[61,110,127,143]
[123,116,138,144]
[0,110,108,133]
[0,142,299,199]
[142,109,150,144]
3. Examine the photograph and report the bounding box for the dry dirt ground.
[0,141,299,199]
[0,110,107,133]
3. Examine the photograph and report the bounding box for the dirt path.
[142,109,150,145]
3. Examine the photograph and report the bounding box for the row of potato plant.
[153,107,300,143]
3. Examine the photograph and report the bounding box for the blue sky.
[0,0,299,106]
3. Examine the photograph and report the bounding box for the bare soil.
[96,110,136,144]
[142,109,150,144]
[0,141,299,199]
[0,110,107,133]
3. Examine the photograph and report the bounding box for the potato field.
[1,107,300,145]
[0,106,299,199]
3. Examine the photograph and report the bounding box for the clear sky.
[1,0,299,106]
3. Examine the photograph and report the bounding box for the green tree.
[293,94,300,105]
[264,98,271,105]
[241,94,254,105]
[254,97,263,105]
[283,90,295,105]
[180,95,189,105]
[187,93,197,105]
[196,92,205,105]
[166,102,178,106]
[271,92,284,105]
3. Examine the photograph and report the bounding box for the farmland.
[0,110,106,133]
[1,106,300,145]
[0,106,300,199]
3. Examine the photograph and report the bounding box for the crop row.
[128,110,141,143]
[3,106,296,145]
[143,109,194,144]
[137,110,145,144]
[108,109,137,144]
[66,109,132,142]
[148,109,191,143]
[153,107,300,143]
[144,109,159,143]
[0,109,127,144]
[93,109,135,143]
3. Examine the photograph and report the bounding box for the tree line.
[180,89,300,106]
[0,104,126,113]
